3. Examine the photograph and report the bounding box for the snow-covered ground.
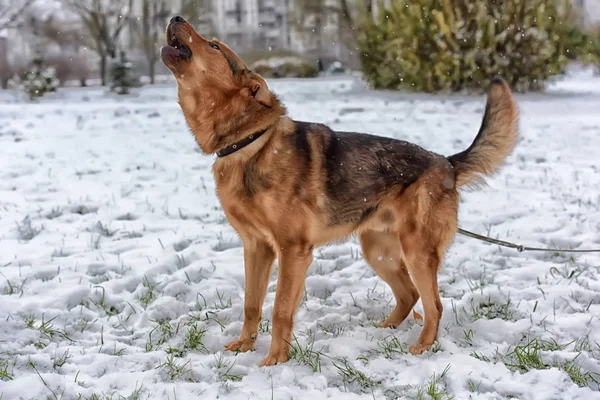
[1,70,600,400]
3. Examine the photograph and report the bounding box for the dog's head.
[161,16,284,154]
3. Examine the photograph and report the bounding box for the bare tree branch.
[63,0,133,85]
[132,0,170,84]
[0,0,36,31]
[290,0,363,64]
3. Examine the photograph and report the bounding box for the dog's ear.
[244,71,272,107]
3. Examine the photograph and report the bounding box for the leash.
[457,228,600,253]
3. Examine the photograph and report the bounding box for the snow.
[1,70,600,400]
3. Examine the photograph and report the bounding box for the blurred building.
[213,0,291,51]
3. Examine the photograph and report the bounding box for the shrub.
[581,29,600,74]
[251,56,318,78]
[110,51,141,95]
[358,0,580,92]
[8,55,59,100]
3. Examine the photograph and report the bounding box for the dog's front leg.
[225,238,275,353]
[260,244,313,366]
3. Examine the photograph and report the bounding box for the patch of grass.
[91,286,119,316]
[463,329,475,346]
[90,274,111,285]
[376,334,406,359]
[157,355,192,381]
[259,319,270,333]
[332,357,378,393]
[37,314,73,343]
[199,310,227,332]
[319,322,347,337]
[175,254,188,270]
[472,336,600,389]
[0,357,13,381]
[552,352,593,386]
[417,365,453,400]
[138,276,157,309]
[465,266,492,293]
[288,334,322,373]
[469,296,515,321]
[52,243,69,258]
[212,232,241,252]
[52,349,71,370]
[213,289,232,310]
[214,353,243,382]
[122,231,143,239]
[145,320,179,352]
[573,333,596,354]
[183,323,208,353]
[549,264,589,283]
[559,354,600,389]
[75,316,91,333]
[77,382,144,400]
[16,216,42,241]
[467,379,480,393]
[29,359,65,400]
[46,207,63,219]
[503,339,549,373]
[88,234,102,250]
[90,221,119,237]
[3,279,26,296]
[22,313,36,327]
[71,205,98,215]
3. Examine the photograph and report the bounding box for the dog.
[160,16,518,366]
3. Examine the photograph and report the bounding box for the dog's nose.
[170,16,185,24]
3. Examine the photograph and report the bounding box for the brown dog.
[161,16,518,366]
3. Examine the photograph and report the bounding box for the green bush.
[8,55,59,100]
[581,29,600,72]
[358,0,579,92]
[110,51,141,95]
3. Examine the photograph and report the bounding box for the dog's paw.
[377,319,398,329]
[259,350,288,367]
[408,343,431,355]
[224,337,256,353]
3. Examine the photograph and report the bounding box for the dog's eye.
[210,43,220,50]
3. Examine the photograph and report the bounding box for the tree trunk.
[149,59,155,84]
[100,54,107,86]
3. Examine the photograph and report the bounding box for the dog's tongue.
[160,46,182,60]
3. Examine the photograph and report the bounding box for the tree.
[40,15,92,86]
[290,0,369,67]
[0,0,36,31]
[132,0,214,84]
[133,0,169,85]
[179,0,216,39]
[64,0,133,86]
[110,50,139,94]
[1,0,36,89]
[8,53,59,100]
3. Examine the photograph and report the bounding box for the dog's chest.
[214,165,276,241]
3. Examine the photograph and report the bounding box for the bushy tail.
[448,78,519,189]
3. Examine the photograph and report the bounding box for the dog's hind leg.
[360,230,419,329]
[398,174,458,355]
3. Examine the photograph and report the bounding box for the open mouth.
[161,25,192,62]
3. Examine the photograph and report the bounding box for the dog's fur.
[161,18,519,366]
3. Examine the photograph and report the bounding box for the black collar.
[216,128,268,158]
